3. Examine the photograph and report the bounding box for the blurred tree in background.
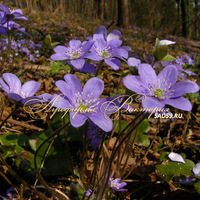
[13,0,200,39]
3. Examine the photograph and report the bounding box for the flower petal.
[138,64,157,85]
[77,63,96,75]
[82,40,95,56]
[127,57,141,68]
[158,65,178,87]
[49,94,71,109]
[0,77,9,93]
[113,48,128,59]
[21,81,41,97]
[93,33,107,49]
[88,109,113,132]
[170,81,199,98]
[83,77,104,100]
[85,52,103,61]
[107,30,121,41]
[168,152,186,164]
[122,75,148,94]
[108,39,122,49]
[50,53,67,61]
[52,45,68,55]
[193,162,200,176]
[91,137,101,150]
[70,112,88,127]
[118,182,127,189]
[3,73,21,92]
[105,58,121,70]
[163,97,192,111]
[142,96,165,110]
[55,80,73,101]
[157,39,176,48]
[9,93,23,101]
[69,58,85,69]
[86,129,94,139]
[64,74,83,96]
[69,40,81,48]
[96,25,107,39]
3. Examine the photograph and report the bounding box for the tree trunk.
[181,0,187,37]
[117,0,129,28]
[194,0,199,39]
[100,0,105,20]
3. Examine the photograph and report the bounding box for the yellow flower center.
[155,89,163,98]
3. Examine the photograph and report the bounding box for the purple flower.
[168,152,186,164]
[86,27,129,70]
[0,3,27,21]
[87,121,106,150]
[75,63,96,75]
[3,20,26,33]
[0,73,41,104]
[50,40,94,70]
[193,162,200,177]
[175,54,195,66]
[108,177,127,192]
[122,64,199,111]
[161,61,197,80]
[0,9,7,35]
[50,74,113,132]
[174,64,197,80]
[0,187,16,200]
[85,189,96,198]
[127,57,141,69]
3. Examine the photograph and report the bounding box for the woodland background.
[13,0,200,40]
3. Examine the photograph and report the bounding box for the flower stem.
[96,112,148,199]
[34,122,70,200]
[95,60,104,77]
[0,148,49,200]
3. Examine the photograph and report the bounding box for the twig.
[0,106,19,130]
[34,122,70,200]
[1,116,44,131]
[0,150,49,200]
[96,113,148,199]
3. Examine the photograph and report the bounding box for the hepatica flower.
[87,121,106,150]
[50,74,113,132]
[0,3,27,21]
[51,40,94,70]
[0,73,41,104]
[108,177,127,192]
[86,26,129,70]
[122,64,199,111]
[168,152,186,164]
[85,189,96,198]
[168,152,200,178]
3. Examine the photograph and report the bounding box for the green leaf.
[135,133,150,146]
[0,132,29,147]
[44,34,52,46]
[137,120,150,134]
[153,38,160,54]
[156,159,195,182]
[194,181,200,194]
[161,55,176,61]
[154,45,168,61]
[114,120,129,133]
[189,93,200,104]
[51,42,60,47]
[42,142,71,176]
[159,152,169,162]
[29,139,37,151]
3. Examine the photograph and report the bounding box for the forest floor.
[0,3,200,200]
